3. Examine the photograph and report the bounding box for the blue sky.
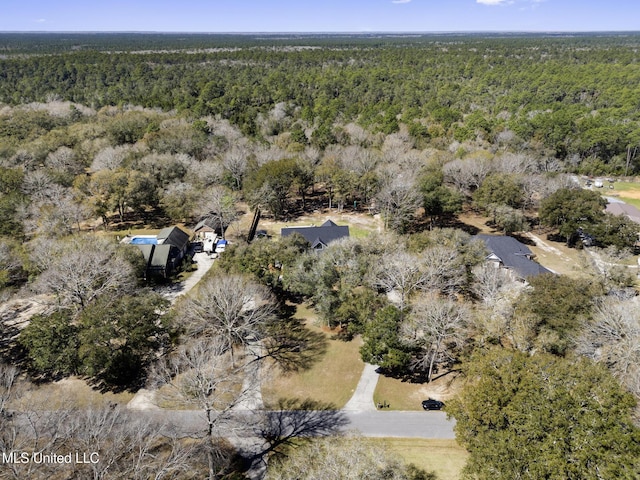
[1,1,639,33]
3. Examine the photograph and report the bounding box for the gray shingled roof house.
[138,226,191,278]
[476,234,552,279]
[281,220,349,250]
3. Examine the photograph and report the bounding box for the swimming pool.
[129,237,158,245]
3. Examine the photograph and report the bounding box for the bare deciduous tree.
[342,122,374,147]
[375,170,421,232]
[0,363,19,415]
[222,146,249,190]
[576,299,640,398]
[24,184,90,237]
[0,370,204,480]
[90,145,130,171]
[33,235,136,310]
[402,293,470,382]
[151,338,252,440]
[471,263,514,304]
[176,274,277,364]
[186,159,223,188]
[66,407,202,480]
[0,240,24,289]
[21,170,56,202]
[195,185,239,240]
[370,250,428,312]
[45,146,84,176]
[495,152,539,175]
[265,434,432,480]
[420,245,467,295]
[443,156,493,194]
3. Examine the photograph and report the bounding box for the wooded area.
[0,32,639,479]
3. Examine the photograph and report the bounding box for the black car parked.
[422,398,445,410]
[190,241,204,253]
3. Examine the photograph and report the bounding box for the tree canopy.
[448,349,640,480]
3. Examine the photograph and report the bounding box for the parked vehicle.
[215,239,228,254]
[422,398,445,410]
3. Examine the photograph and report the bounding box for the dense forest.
[1,33,640,479]
[2,33,640,173]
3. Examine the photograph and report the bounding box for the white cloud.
[35,18,47,23]
[477,0,514,5]
[392,0,412,4]
[477,0,545,5]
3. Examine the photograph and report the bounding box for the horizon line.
[1,30,639,35]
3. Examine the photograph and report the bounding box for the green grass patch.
[348,224,375,238]
[374,371,461,411]
[616,195,640,210]
[607,181,640,192]
[606,182,640,208]
[262,305,364,409]
[374,438,468,480]
[374,375,430,411]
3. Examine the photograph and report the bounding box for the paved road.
[142,408,456,440]
[344,411,455,438]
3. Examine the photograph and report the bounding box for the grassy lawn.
[607,181,640,193]
[375,438,468,480]
[457,212,494,235]
[526,233,593,278]
[374,372,460,411]
[262,304,364,409]
[20,377,134,409]
[607,181,640,209]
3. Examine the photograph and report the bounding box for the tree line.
[2,34,640,172]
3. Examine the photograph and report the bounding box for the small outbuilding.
[193,217,224,240]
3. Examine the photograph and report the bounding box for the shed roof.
[193,217,223,233]
[135,244,171,267]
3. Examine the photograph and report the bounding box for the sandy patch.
[0,294,52,326]
[412,373,463,403]
[127,388,160,410]
[617,190,640,200]
[525,233,565,256]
